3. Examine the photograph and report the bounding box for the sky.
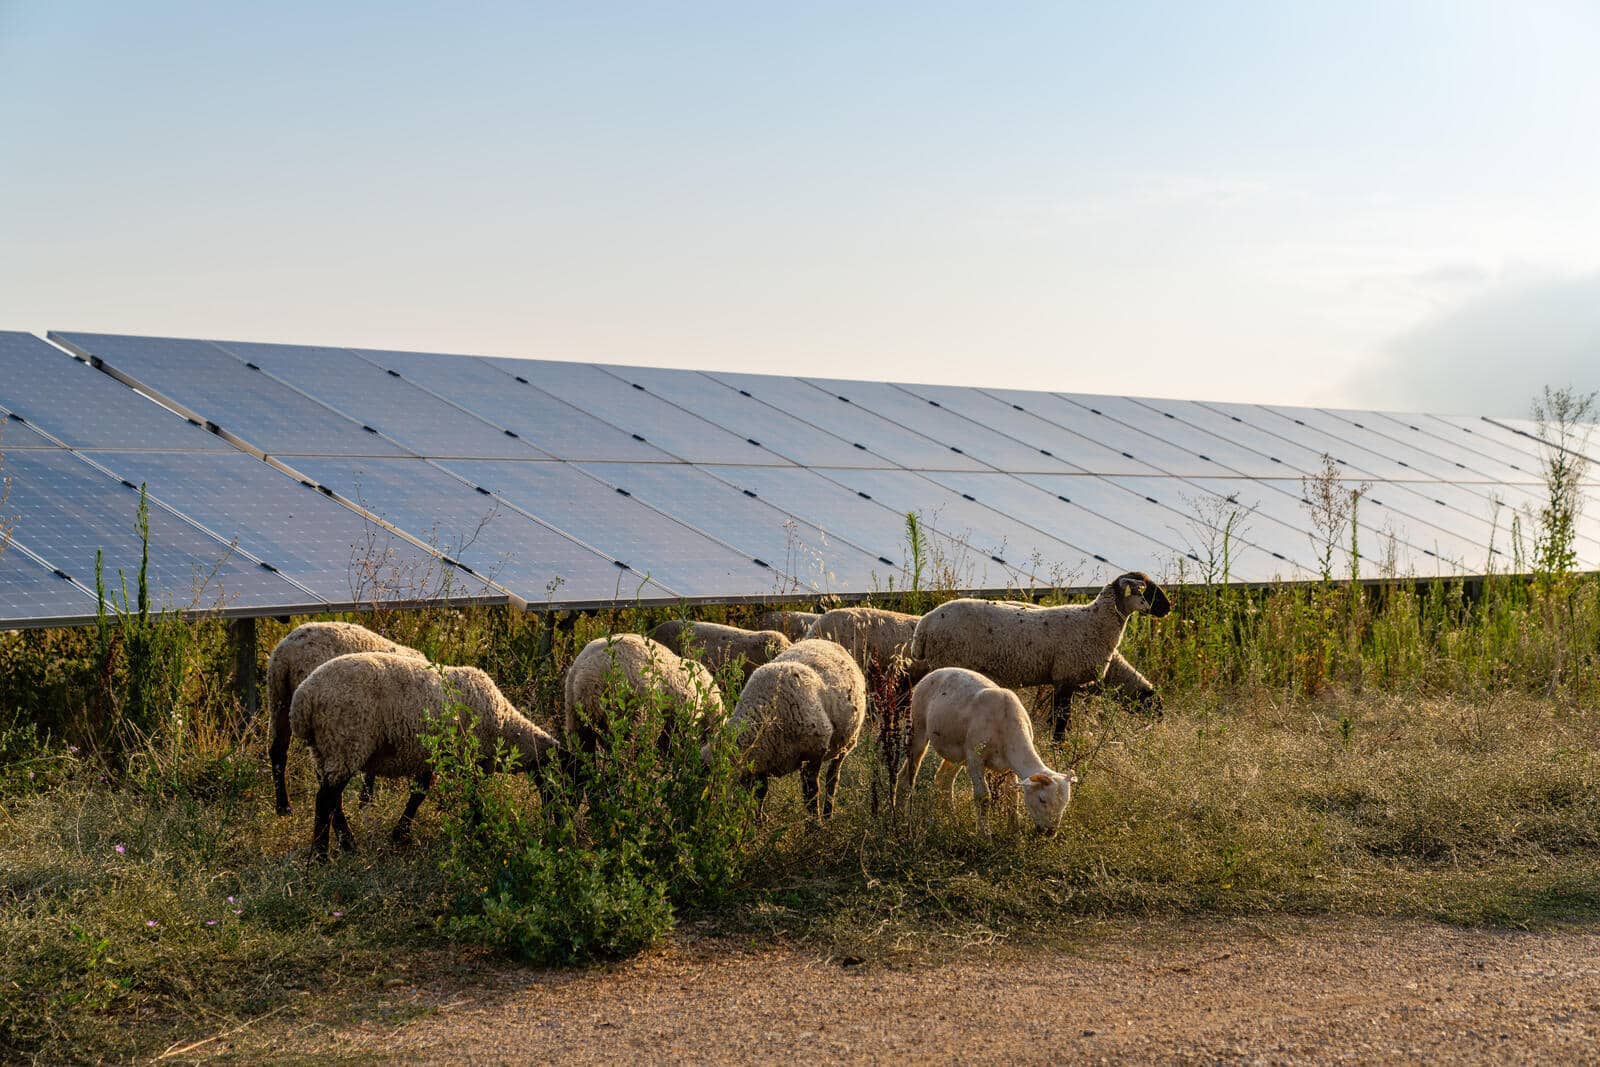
[2,1,1598,416]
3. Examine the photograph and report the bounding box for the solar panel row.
[0,327,1589,628]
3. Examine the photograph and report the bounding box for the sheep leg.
[310,778,347,860]
[331,792,357,853]
[391,769,432,844]
[751,775,769,822]
[933,759,961,811]
[966,754,991,835]
[799,760,822,818]
[357,772,378,808]
[1050,684,1076,742]
[271,735,292,817]
[895,715,931,813]
[821,756,844,819]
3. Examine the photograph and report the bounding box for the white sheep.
[563,633,724,752]
[753,609,820,641]
[722,638,867,817]
[267,621,427,816]
[648,619,791,682]
[289,651,558,858]
[893,667,1077,834]
[910,572,1171,740]
[997,601,1162,715]
[805,606,924,680]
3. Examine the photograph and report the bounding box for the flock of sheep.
[270,571,1171,857]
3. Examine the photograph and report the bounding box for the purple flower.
[145,920,158,928]
[332,911,344,919]
[115,844,126,855]
[226,895,235,904]
[232,909,242,916]
[205,919,218,927]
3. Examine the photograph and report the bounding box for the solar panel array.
[0,327,1590,627]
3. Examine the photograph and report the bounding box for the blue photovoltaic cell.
[895,383,1166,476]
[983,388,1222,476]
[701,465,930,572]
[0,332,227,451]
[919,471,1182,583]
[483,358,776,465]
[88,451,474,606]
[1076,394,1290,479]
[350,349,671,462]
[52,333,411,458]
[1258,405,1468,481]
[1344,410,1533,484]
[815,467,1073,580]
[441,460,782,597]
[0,544,99,623]
[574,462,888,592]
[603,365,869,467]
[706,372,989,471]
[1,448,320,612]
[215,341,543,460]
[802,378,1083,473]
[285,456,664,604]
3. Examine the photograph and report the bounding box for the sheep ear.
[1147,581,1172,617]
[1028,772,1053,785]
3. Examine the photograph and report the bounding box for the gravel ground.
[252,917,1600,1064]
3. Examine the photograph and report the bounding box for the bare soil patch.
[242,917,1600,1064]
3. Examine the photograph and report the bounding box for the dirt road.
[261,917,1600,1064]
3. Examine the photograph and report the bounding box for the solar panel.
[0,332,227,452]
[85,450,472,607]
[51,333,412,458]
[483,358,777,465]
[440,459,784,598]
[1078,394,1290,479]
[1257,405,1466,481]
[573,462,890,592]
[1422,414,1547,471]
[285,456,666,605]
[1166,399,1354,477]
[705,372,989,471]
[801,377,1084,473]
[215,341,543,460]
[1337,409,1534,484]
[1,447,322,612]
[0,543,100,624]
[983,388,1222,476]
[350,348,671,462]
[603,365,870,467]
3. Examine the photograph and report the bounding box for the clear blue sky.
[2,2,1597,413]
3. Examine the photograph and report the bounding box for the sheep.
[563,633,724,753]
[753,610,820,641]
[722,638,867,818]
[996,601,1162,715]
[806,606,923,678]
[289,651,558,859]
[893,667,1077,834]
[910,572,1171,740]
[647,619,791,682]
[267,621,427,816]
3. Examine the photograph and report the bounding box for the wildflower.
[332,910,344,919]
[115,844,126,855]
[226,895,235,904]
[232,909,242,916]
[146,920,159,929]
[205,919,219,927]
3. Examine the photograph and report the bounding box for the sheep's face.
[1114,572,1172,619]
[1021,771,1077,834]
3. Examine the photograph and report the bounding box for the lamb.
[910,572,1171,740]
[647,619,791,682]
[721,638,867,817]
[289,651,558,858]
[267,621,427,816]
[893,667,1077,834]
[563,633,724,752]
[753,610,820,641]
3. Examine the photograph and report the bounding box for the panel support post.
[231,616,260,731]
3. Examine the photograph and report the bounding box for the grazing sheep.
[910,572,1171,740]
[290,652,558,858]
[267,621,427,816]
[997,602,1162,716]
[648,619,791,682]
[806,607,923,678]
[563,633,723,752]
[894,667,1077,835]
[754,610,820,641]
[724,638,867,817]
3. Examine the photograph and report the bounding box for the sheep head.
[1021,770,1077,835]
[1112,572,1171,619]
